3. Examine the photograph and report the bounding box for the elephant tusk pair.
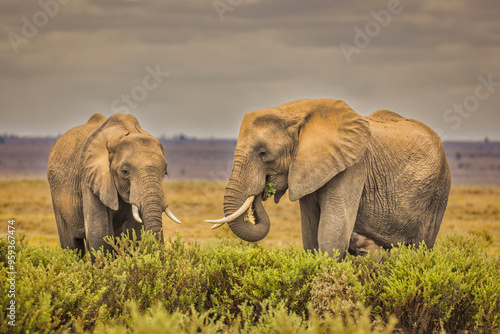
[132,205,183,224]
[205,195,255,230]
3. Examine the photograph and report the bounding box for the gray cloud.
[1,0,499,140]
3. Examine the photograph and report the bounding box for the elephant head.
[81,114,180,242]
[207,99,371,242]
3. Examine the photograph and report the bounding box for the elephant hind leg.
[349,232,383,262]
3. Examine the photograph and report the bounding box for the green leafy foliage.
[0,232,498,333]
[264,182,277,199]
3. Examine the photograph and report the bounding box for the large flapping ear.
[81,115,134,210]
[286,99,371,202]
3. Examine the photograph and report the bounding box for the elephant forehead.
[117,134,163,151]
[243,108,282,126]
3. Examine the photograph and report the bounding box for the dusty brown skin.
[210,98,451,259]
[348,232,383,262]
[48,114,176,261]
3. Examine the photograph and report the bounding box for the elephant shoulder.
[50,115,106,165]
[367,110,406,123]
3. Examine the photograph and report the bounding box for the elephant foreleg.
[317,163,366,259]
[83,187,114,262]
[299,192,320,251]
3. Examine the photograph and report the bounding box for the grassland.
[0,179,499,252]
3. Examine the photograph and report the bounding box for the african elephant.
[48,114,181,261]
[207,98,451,259]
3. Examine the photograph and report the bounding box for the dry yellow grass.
[1,179,499,252]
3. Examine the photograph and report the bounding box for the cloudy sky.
[1,0,499,140]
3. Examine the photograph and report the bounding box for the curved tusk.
[132,205,143,223]
[211,223,224,230]
[205,195,255,227]
[165,207,182,224]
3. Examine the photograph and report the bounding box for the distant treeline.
[1,134,498,146]
[0,135,237,147]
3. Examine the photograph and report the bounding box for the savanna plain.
[1,179,500,333]
[1,179,499,251]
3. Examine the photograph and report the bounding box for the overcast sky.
[1,0,499,140]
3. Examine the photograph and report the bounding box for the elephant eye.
[122,169,130,176]
[259,150,267,158]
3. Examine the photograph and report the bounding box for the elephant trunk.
[141,195,165,243]
[133,166,166,243]
[223,176,270,243]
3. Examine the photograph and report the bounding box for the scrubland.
[1,180,500,333]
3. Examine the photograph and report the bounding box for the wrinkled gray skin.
[48,114,170,261]
[219,98,451,260]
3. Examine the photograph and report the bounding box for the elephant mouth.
[244,193,263,224]
[262,174,287,204]
[208,174,279,228]
[262,176,272,202]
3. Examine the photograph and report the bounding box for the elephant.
[348,232,383,262]
[47,113,181,261]
[206,98,451,259]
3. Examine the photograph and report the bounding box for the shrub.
[94,301,397,334]
[0,231,498,333]
[201,241,336,319]
[372,233,500,333]
[310,262,366,316]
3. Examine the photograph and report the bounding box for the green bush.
[371,234,500,333]
[202,241,336,318]
[95,301,397,334]
[0,232,498,333]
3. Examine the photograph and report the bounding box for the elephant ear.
[81,116,130,210]
[287,99,371,202]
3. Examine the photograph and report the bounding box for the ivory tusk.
[205,195,255,227]
[211,223,224,230]
[165,207,182,224]
[132,205,143,223]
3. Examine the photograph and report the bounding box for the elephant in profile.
[207,98,451,259]
[48,114,181,261]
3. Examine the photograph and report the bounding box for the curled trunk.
[224,184,270,242]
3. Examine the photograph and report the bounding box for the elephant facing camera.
[47,113,182,262]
